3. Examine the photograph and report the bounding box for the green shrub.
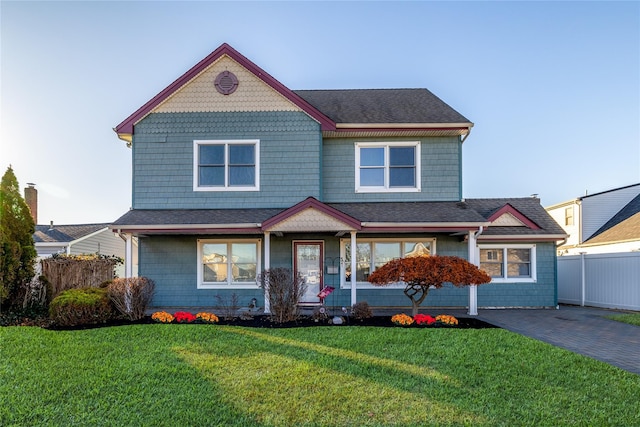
[49,287,115,327]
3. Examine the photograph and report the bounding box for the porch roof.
[110,198,565,240]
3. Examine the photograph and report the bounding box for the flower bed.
[36,311,496,330]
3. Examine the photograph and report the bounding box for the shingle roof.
[112,198,565,238]
[585,194,640,244]
[464,198,566,237]
[111,209,285,227]
[33,224,110,243]
[327,201,486,223]
[294,89,470,124]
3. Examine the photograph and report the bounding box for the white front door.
[294,241,324,305]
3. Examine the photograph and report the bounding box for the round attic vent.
[214,71,238,95]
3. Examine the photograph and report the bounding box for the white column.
[125,233,133,278]
[350,231,357,306]
[263,232,271,314]
[467,230,478,316]
[580,252,586,307]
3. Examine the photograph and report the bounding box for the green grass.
[1,325,639,426]
[606,312,640,327]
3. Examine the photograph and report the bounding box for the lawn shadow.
[173,326,491,426]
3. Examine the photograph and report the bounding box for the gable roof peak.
[114,43,335,144]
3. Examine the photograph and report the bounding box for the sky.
[1,1,639,225]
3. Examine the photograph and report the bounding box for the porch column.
[263,231,271,314]
[467,230,478,316]
[124,233,133,278]
[350,231,357,306]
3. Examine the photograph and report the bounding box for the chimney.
[24,183,38,224]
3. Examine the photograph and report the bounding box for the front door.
[294,241,323,305]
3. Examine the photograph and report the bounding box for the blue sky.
[1,1,638,224]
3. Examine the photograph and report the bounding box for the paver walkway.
[472,305,640,375]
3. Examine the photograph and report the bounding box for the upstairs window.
[355,142,420,192]
[194,140,260,191]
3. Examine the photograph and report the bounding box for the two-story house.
[111,43,566,314]
[546,183,640,255]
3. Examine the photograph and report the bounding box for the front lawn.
[1,325,638,426]
[606,312,640,327]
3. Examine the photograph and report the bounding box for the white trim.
[477,243,537,283]
[337,123,473,129]
[125,234,133,278]
[193,139,260,192]
[293,240,325,305]
[362,222,490,228]
[339,237,436,289]
[112,223,260,231]
[197,238,262,289]
[263,232,271,313]
[355,141,421,193]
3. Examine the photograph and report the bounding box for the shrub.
[49,287,114,327]
[351,301,373,320]
[215,293,240,320]
[107,277,155,321]
[259,268,306,323]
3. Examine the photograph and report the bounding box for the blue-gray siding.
[132,113,463,209]
[322,136,462,203]
[133,111,322,209]
[141,234,557,310]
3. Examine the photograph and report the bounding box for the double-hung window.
[340,239,435,287]
[479,244,536,283]
[197,239,261,288]
[355,142,421,192]
[194,140,259,191]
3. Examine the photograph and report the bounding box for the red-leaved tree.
[367,255,491,316]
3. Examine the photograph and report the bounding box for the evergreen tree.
[0,166,36,308]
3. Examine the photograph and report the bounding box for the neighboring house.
[33,223,138,277]
[111,43,566,313]
[546,183,640,255]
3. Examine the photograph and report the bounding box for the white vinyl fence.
[557,252,640,311]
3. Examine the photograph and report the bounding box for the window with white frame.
[340,238,435,287]
[197,239,261,288]
[478,244,536,282]
[564,206,574,226]
[355,142,420,192]
[194,140,259,191]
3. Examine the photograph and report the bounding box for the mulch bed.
[41,315,498,331]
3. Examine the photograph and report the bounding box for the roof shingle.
[294,89,471,125]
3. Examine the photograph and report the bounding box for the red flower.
[413,314,436,326]
[174,311,196,323]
